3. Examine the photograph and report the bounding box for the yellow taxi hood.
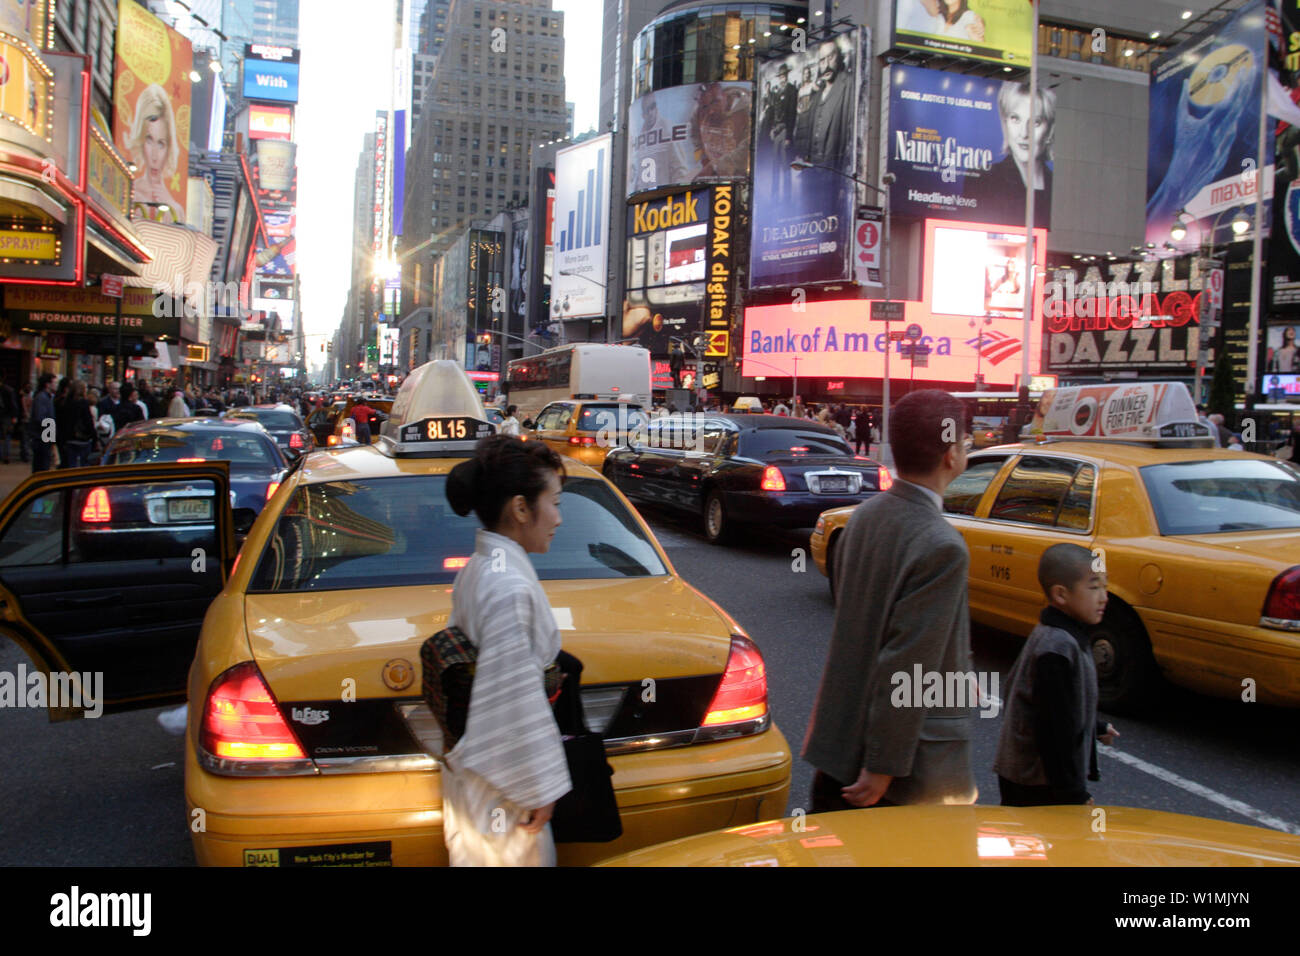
[599,805,1300,867]
[243,576,732,699]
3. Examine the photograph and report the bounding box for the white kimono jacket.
[441,529,572,866]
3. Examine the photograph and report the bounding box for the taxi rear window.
[741,429,850,458]
[106,432,277,466]
[247,475,668,592]
[577,405,648,433]
[1140,459,1300,534]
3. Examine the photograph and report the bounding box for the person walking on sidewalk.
[18,382,32,463]
[59,381,97,469]
[29,373,56,473]
[0,376,17,464]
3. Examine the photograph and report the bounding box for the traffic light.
[477,332,492,346]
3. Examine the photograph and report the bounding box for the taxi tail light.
[569,435,597,446]
[81,487,112,523]
[1262,566,1300,623]
[700,635,768,733]
[877,466,893,491]
[199,662,310,769]
[289,432,304,449]
[761,466,786,491]
[327,434,340,446]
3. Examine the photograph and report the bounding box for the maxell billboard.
[551,134,612,319]
[750,28,868,288]
[1147,1,1273,252]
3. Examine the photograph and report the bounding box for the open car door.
[0,462,235,720]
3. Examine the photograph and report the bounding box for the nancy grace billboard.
[887,64,1053,228]
[750,27,869,288]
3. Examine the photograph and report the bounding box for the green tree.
[1208,348,1236,419]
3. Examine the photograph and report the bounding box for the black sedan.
[602,413,889,543]
[80,418,289,558]
[222,404,314,459]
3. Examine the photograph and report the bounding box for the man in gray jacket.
[803,389,978,809]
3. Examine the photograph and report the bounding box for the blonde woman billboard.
[113,0,192,224]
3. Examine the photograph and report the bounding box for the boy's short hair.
[1037,542,1096,597]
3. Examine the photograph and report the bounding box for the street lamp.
[790,159,896,468]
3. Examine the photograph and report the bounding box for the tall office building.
[222,0,300,77]
[402,0,569,296]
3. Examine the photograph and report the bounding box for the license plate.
[817,477,850,493]
[168,498,212,521]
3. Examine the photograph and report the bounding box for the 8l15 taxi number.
[401,417,490,443]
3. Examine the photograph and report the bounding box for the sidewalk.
[0,459,37,501]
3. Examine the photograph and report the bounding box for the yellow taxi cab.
[600,805,1300,866]
[0,361,789,865]
[523,398,649,470]
[811,382,1300,712]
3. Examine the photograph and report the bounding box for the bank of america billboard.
[750,27,869,288]
[887,65,1053,228]
[551,134,612,319]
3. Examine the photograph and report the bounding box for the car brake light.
[200,662,307,762]
[81,488,111,523]
[443,556,470,569]
[327,434,340,446]
[289,432,304,449]
[761,466,785,491]
[568,435,597,446]
[1262,566,1300,624]
[878,466,893,490]
[212,438,224,451]
[266,481,280,500]
[702,635,768,726]
[177,457,206,463]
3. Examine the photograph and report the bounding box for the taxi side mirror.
[522,419,535,430]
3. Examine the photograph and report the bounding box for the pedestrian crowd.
[2,374,299,473]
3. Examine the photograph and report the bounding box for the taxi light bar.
[200,662,307,763]
[443,556,470,569]
[761,466,786,491]
[1262,566,1300,624]
[702,634,768,726]
[878,466,893,491]
[81,488,111,523]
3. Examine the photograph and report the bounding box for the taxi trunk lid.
[240,578,734,766]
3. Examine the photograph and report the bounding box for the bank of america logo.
[965,329,1021,365]
[557,147,605,252]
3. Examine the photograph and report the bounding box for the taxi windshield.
[1141,459,1300,534]
[247,474,668,592]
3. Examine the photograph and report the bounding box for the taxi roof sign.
[377,360,497,457]
[1024,382,1214,447]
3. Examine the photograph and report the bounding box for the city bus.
[504,343,652,423]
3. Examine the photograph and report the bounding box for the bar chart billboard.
[551,134,612,319]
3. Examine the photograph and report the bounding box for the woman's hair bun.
[445,458,482,517]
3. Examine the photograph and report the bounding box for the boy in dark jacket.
[994,543,1120,806]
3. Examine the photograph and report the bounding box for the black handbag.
[549,650,622,844]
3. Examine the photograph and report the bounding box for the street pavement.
[1,493,1298,865]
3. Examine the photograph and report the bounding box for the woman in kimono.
[442,436,571,866]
